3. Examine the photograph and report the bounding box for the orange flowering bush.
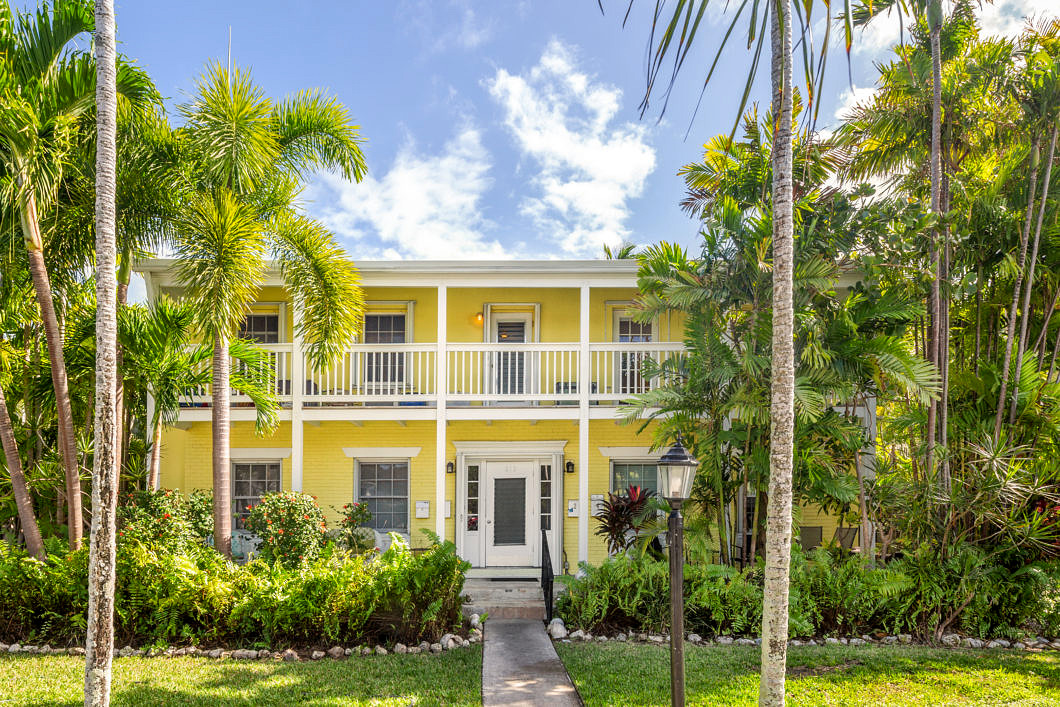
[245,492,327,566]
[118,488,199,551]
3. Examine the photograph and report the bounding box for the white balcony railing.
[447,343,581,403]
[178,341,684,409]
[302,344,437,404]
[588,342,684,403]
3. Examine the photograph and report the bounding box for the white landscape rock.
[848,638,866,646]
[898,634,913,644]
[408,646,421,654]
[940,634,961,648]
[327,646,345,659]
[375,646,388,656]
[962,638,984,649]
[548,621,568,640]
[282,649,299,662]
[7,644,19,653]
[824,637,841,645]
[311,650,326,660]
[394,643,408,654]
[232,649,257,660]
[735,638,756,646]
[687,634,702,644]
[569,629,587,641]
[469,613,482,629]
[430,643,443,654]
[716,636,734,645]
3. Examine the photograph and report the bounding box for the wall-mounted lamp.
[565,460,575,474]
[474,312,484,325]
[446,461,455,474]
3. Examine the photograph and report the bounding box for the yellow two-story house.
[137,258,695,575]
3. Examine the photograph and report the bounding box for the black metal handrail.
[541,529,554,623]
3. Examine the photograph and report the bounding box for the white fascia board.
[135,258,640,289]
[176,408,292,423]
[301,408,437,422]
[445,407,579,421]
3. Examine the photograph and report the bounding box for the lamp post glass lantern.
[659,436,698,707]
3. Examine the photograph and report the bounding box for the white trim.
[354,459,412,534]
[452,440,568,455]
[578,285,590,564]
[436,285,448,537]
[231,447,292,460]
[291,301,304,492]
[597,446,664,461]
[343,446,422,458]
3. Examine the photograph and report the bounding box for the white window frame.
[609,460,660,495]
[354,458,412,534]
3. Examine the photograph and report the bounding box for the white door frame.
[453,441,565,571]
[488,311,533,398]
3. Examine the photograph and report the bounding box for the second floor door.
[490,314,530,396]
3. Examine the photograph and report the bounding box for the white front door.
[484,460,535,566]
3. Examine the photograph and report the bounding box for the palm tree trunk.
[1010,125,1058,424]
[85,2,120,703]
[974,260,983,375]
[212,333,233,558]
[995,135,1042,442]
[85,1,120,702]
[760,1,794,703]
[18,188,83,550]
[148,414,163,491]
[0,385,45,560]
[925,1,943,478]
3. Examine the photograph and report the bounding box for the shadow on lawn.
[558,643,1060,706]
[17,650,483,707]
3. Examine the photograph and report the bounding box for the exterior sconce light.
[474,312,483,325]
[446,461,455,474]
[565,460,575,474]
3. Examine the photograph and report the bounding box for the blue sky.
[111,0,1049,263]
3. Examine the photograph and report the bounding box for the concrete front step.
[463,579,547,621]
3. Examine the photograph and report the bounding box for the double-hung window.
[357,461,410,534]
[232,462,282,530]
[611,462,659,496]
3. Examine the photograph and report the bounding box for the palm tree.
[118,297,279,490]
[85,0,118,700]
[174,64,366,557]
[0,0,155,549]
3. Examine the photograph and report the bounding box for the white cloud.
[853,0,1057,60]
[306,127,510,260]
[486,39,657,257]
[403,0,494,52]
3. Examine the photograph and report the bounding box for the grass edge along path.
[0,648,483,706]
[556,642,1060,706]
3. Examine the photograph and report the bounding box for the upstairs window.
[363,314,406,344]
[239,314,279,344]
[617,317,652,343]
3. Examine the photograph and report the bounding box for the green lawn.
[556,642,1060,706]
[0,648,482,706]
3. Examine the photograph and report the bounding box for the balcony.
[178,341,683,409]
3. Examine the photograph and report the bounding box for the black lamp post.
[658,435,699,707]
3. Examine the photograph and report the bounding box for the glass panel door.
[492,478,526,545]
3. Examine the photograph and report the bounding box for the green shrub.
[186,490,214,539]
[118,488,198,552]
[245,492,328,566]
[0,532,469,647]
[336,501,376,554]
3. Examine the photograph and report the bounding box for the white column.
[435,284,448,537]
[291,303,304,492]
[145,391,156,482]
[578,285,590,564]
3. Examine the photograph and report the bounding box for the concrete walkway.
[482,619,581,706]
